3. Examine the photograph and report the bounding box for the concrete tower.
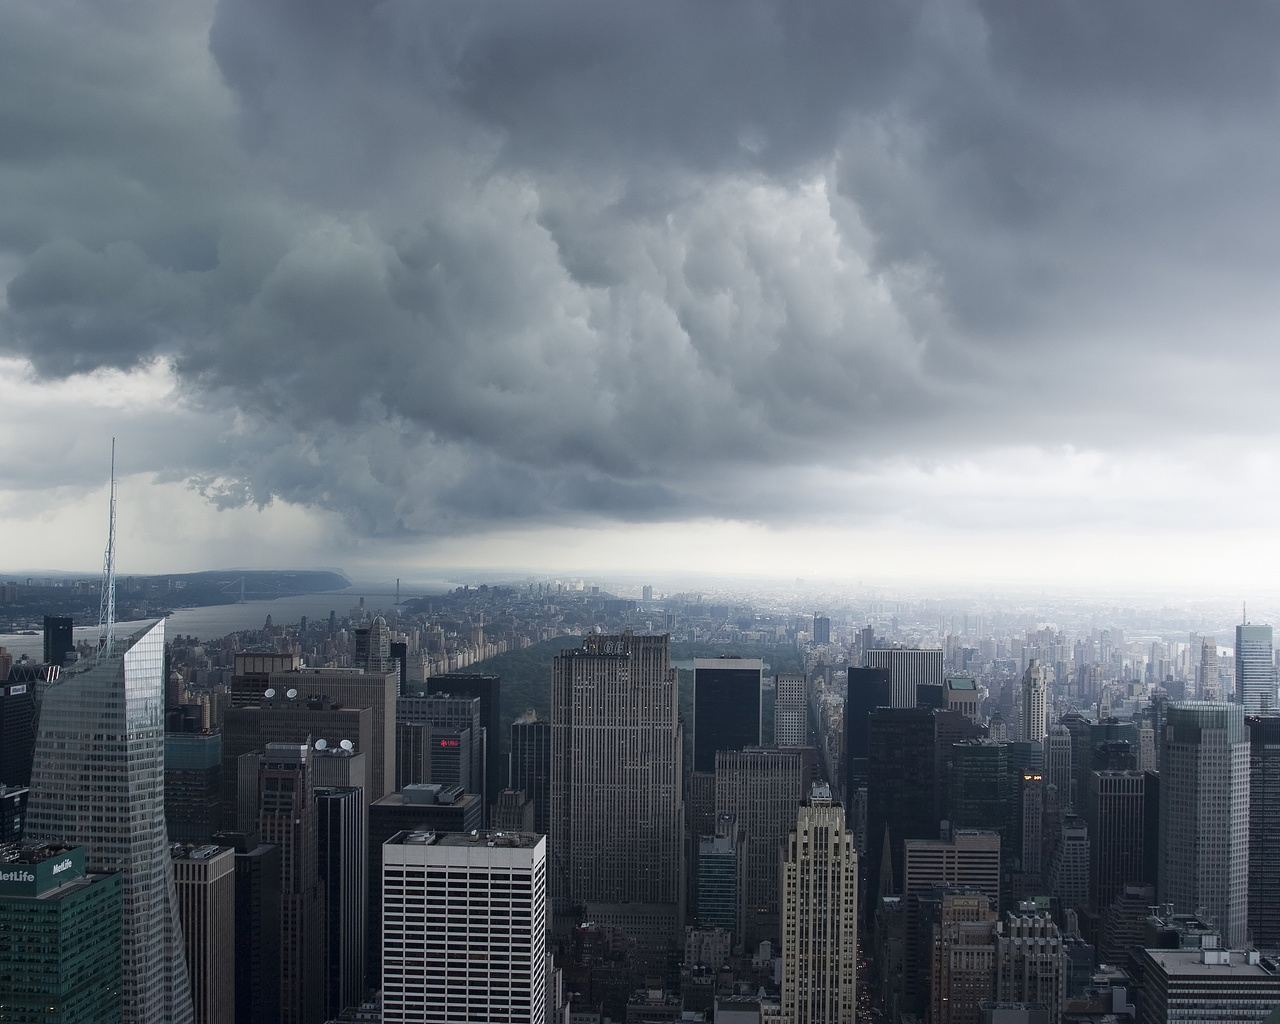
[1021,660,1047,743]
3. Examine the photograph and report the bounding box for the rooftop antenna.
[97,438,117,657]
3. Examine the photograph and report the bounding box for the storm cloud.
[5,0,1280,546]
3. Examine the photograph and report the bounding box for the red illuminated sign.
[439,738,459,747]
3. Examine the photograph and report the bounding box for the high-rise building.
[352,617,393,674]
[165,731,223,844]
[775,673,807,747]
[1159,703,1250,948]
[903,832,1001,910]
[210,831,281,1024]
[0,786,26,843]
[714,746,815,948]
[929,891,998,1024]
[781,786,857,1024]
[1247,715,1280,947]
[1083,770,1147,915]
[812,615,831,646]
[230,653,303,706]
[25,619,194,1024]
[315,785,366,1020]
[265,667,399,801]
[1046,816,1090,912]
[844,667,890,794]
[1236,623,1276,713]
[0,843,123,1024]
[254,743,325,1024]
[1198,639,1220,702]
[397,693,483,795]
[0,680,36,788]
[950,741,1011,847]
[42,615,74,668]
[509,710,550,835]
[381,829,547,1024]
[864,649,944,709]
[171,844,236,1024]
[697,833,740,937]
[693,659,763,771]
[1139,948,1280,1024]
[1043,727,1073,813]
[425,673,501,818]
[395,721,429,790]
[1020,660,1047,743]
[945,677,981,721]
[550,633,683,931]
[995,907,1067,1023]
[867,707,939,900]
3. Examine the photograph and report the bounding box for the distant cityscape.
[3,570,1280,1023]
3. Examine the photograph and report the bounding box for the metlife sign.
[0,846,85,896]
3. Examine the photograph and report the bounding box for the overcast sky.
[4,0,1280,592]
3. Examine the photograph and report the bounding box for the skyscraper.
[864,649,944,709]
[1236,623,1276,713]
[171,844,236,1024]
[381,829,547,1024]
[995,907,1067,1022]
[0,680,37,788]
[1159,703,1250,948]
[426,673,501,818]
[211,831,281,1024]
[1083,770,1148,916]
[25,619,194,1024]
[928,890,998,1024]
[315,785,366,1020]
[509,710,550,835]
[42,615,74,668]
[693,658,763,771]
[775,673,807,747]
[1198,638,1220,701]
[165,730,223,844]
[867,707,938,901]
[781,786,857,1024]
[1020,660,1047,743]
[1247,714,1280,947]
[812,615,831,646]
[1043,726,1074,813]
[549,633,683,932]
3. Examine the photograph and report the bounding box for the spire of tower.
[98,438,117,657]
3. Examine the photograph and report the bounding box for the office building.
[509,710,550,835]
[395,721,429,790]
[316,786,367,1020]
[950,741,1011,847]
[697,834,740,936]
[692,658,763,771]
[1139,949,1280,1024]
[172,844,236,1024]
[929,891,998,1024]
[1159,703,1249,948]
[381,829,547,1024]
[24,619,194,1024]
[867,707,939,900]
[366,786,484,986]
[864,648,944,709]
[1083,770,1147,914]
[43,615,74,668]
[813,615,831,646]
[352,617,394,674]
[714,746,815,948]
[995,908,1066,1024]
[1046,817,1090,912]
[166,731,223,843]
[254,743,325,1024]
[775,672,807,747]
[0,843,123,1024]
[1236,623,1276,713]
[0,786,26,842]
[781,786,857,1024]
[425,673,501,817]
[313,744,367,792]
[397,693,482,794]
[903,832,1001,908]
[231,653,303,705]
[491,788,534,831]
[1017,774,1044,880]
[550,633,683,930]
[0,680,36,788]
[211,831,281,1024]
[265,667,399,801]
[845,667,890,793]
[946,677,981,721]
[221,698,372,828]
[1248,715,1280,947]
[1043,727,1073,813]
[1020,661,1047,743]
[1198,639,1220,702]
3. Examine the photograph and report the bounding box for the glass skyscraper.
[1236,623,1275,713]
[25,619,194,1024]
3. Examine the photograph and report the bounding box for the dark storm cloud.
[4,0,1280,537]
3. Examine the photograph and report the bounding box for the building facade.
[1236,624,1276,713]
[864,649,944,710]
[172,844,236,1024]
[692,659,763,772]
[509,710,550,836]
[775,673,807,748]
[1248,714,1280,947]
[24,619,194,1024]
[1020,661,1047,743]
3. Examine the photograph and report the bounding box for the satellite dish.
[286,688,298,700]
[340,739,354,751]
[315,738,328,750]
[263,688,276,699]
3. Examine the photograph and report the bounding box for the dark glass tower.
[0,680,37,788]
[510,710,551,835]
[316,785,367,1019]
[693,658,763,773]
[42,615,74,668]
[950,740,1011,846]
[867,707,939,900]
[845,667,891,804]
[1248,714,1280,946]
[427,673,501,817]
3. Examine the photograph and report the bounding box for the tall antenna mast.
[98,438,117,657]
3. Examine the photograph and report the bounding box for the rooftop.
[387,829,542,849]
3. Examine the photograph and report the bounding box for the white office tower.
[1021,660,1047,743]
[381,829,547,1024]
[781,785,857,1024]
[26,619,194,1024]
[1159,703,1250,948]
[1235,623,1275,713]
[775,674,807,746]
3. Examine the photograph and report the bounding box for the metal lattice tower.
[98,437,117,657]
